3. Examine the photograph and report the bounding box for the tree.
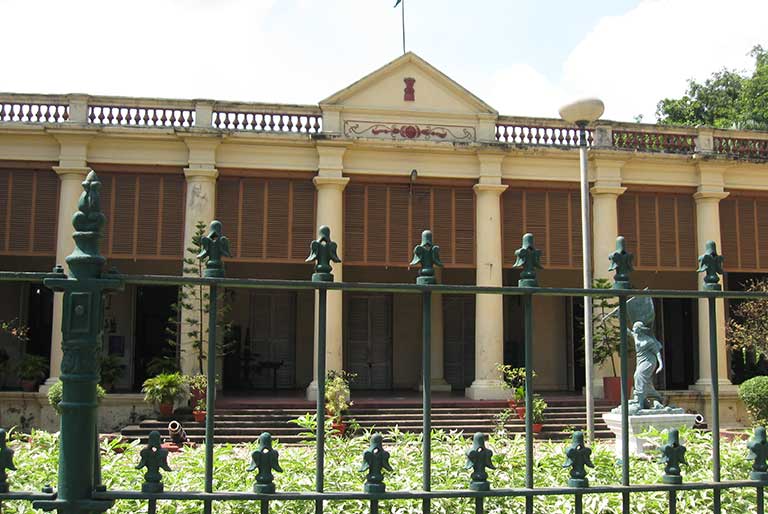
[159,221,233,376]
[727,278,768,369]
[656,46,768,130]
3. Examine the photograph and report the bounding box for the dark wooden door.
[443,294,475,390]
[248,292,296,389]
[346,294,392,390]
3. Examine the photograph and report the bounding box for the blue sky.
[2,0,766,122]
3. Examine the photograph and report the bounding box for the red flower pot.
[158,403,174,417]
[507,399,517,409]
[532,423,543,434]
[192,410,206,423]
[331,421,347,436]
[20,380,37,392]
[515,406,526,420]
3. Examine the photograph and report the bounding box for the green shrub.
[141,372,188,406]
[739,375,768,425]
[47,380,106,415]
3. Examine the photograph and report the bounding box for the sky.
[1,0,767,123]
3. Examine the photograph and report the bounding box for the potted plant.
[497,364,536,410]
[48,380,106,415]
[591,278,629,403]
[192,398,206,423]
[325,370,354,436]
[531,396,547,434]
[187,374,208,407]
[18,354,48,391]
[99,354,125,392]
[141,372,188,417]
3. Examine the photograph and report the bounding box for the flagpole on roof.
[395,0,405,54]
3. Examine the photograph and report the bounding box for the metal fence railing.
[0,171,766,514]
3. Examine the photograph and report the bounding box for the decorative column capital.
[313,176,350,191]
[53,166,91,180]
[693,190,729,203]
[183,167,219,182]
[590,185,626,197]
[316,142,348,177]
[473,183,508,196]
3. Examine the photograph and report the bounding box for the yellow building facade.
[0,53,766,418]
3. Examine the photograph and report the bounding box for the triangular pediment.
[320,52,496,116]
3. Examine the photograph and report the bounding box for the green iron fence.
[0,171,766,514]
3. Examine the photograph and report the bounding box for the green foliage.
[186,374,208,396]
[739,375,768,426]
[99,354,125,388]
[17,354,48,382]
[531,396,547,424]
[194,398,206,412]
[656,46,768,130]
[727,278,768,361]
[591,278,622,377]
[325,371,355,422]
[2,426,760,513]
[47,380,106,415]
[497,365,535,390]
[163,220,233,376]
[141,372,189,406]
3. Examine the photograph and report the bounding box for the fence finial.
[608,236,634,289]
[660,429,687,484]
[697,240,724,291]
[67,171,106,279]
[359,433,393,493]
[410,229,442,285]
[563,431,593,487]
[248,433,283,493]
[136,431,172,493]
[747,426,768,482]
[0,428,16,493]
[465,432,495,491]
[306,225,341,282]
[514,233,542,287]
[198,220,231,278]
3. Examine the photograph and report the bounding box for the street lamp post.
[559,98,605,439]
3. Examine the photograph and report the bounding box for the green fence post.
[697,240,724,514]
[609,236,633,514]
[306,225,341,514]
[34,171,122,514]
[411,229,442,514]
[513,233,540,514]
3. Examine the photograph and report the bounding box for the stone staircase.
[120,397,615,444]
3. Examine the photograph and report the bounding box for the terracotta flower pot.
[192,410,206,423]
[507,399,517,409]
[20,380,37,392]
[515,406,526,419]
[158,402,174,417]
[532,423,543,434]
[331,421,347,436]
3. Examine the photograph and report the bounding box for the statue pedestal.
[602,412,697,458]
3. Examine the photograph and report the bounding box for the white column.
[46,166,90,388]
[466,183,508,400]
[179,167,219,376]
[307,175,349,400]
[589,184,626,398]
[691,190,733,391]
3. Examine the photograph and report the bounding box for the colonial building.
[0,53,765,412]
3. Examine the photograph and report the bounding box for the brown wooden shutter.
[658,195,676,268]
[0,171,8,252]
[110,174,136,255]
[136,175,161,256]
[291,180,315,261]
[454,188,474,265]
[266,180,289,260]
[617,193,637,259]
[366,184,387,264]
[411,186,432,252]
[160,175,185,257]
[502,189,523,266]
[388,185,410,265]
[571,192,583,265]
[432,188,453,264]
[32,170,59,254]
[637,194,657,267]
[677,196,696,268]
[548,190,570,267]
[738,198,757,269]
[344,183,365,262]
[757,198,768,269]
[719,198,738,267]
[241,178,266,259]
[8,171,33,253]
[524,191,547,265]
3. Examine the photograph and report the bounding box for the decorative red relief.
[403,77,416,101]
[344,121,475,142]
